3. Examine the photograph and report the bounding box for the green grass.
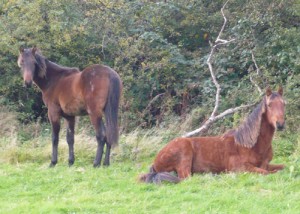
[1,160,300,214]
[1,122,300,213]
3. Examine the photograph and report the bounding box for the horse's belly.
[192,150,226,173]
[61,97,87,116]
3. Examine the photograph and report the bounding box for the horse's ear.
[278,86,283,96]
[266,86,272,97]
[19,47,24,54]
[32,46,37,55]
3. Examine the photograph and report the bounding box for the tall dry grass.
[1,106,299,171]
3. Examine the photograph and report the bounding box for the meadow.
[1,117,300,214]
[1,1,299,213]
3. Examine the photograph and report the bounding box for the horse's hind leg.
[89,114,106,167]
[65,116,75,166]
[98,119,111,166]
[104,143,111,166]
[177,166,192,180]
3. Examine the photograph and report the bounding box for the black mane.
[34,51,80,78]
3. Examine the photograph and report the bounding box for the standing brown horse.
[140,87,286,183]
[18,47,122,167]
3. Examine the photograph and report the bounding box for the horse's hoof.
[93,163,100,168]
[68,160,75,167]
[49,162,57,168]
[103,162,110,167]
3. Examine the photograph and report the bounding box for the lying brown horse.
[18,47,122,167]
[140,87,286,183]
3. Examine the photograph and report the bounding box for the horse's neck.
[33,61,62,92]
[33,73,48,92]
[255,113,275,150]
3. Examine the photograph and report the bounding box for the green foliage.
[0,0,299,132]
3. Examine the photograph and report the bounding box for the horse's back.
[81,64,121,93]
[81,64,120,81]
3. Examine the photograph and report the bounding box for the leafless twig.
[144,93,165,111]
[137,92,165,128]
[102,34,106,60]
[251,51,261,75]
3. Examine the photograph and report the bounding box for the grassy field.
[1,119,300,213]
[1,158,300,214]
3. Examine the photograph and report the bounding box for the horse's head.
[17,47,47,88]
[265,86,286,131]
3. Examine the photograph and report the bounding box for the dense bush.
[0,0,299,133]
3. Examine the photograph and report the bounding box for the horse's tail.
[105,71,122,147]
[139,166,180,184]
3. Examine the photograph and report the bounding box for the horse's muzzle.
[24,81,32,88]
[276,121,285,131]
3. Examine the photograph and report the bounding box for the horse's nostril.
[276,122,285,131]
[24,81,32,88]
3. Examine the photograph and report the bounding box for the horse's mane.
[34,50,47,78]
[233,98,266,148]
[34,49,80,78]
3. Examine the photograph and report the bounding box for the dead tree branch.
[206,0,235,120]
[183,1,255,137]
[250,50,263,95]
[183,103,255,137]
[251,51,261,75]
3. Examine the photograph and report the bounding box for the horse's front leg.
[49,116,61,167]
[244,163,269,175]
[65,116,75,166]
[260,158,284,173]
[267,164,285,173]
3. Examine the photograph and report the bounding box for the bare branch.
[250,50,263,95]
[206,0,231,119]
[214,103,255,120]
[183,104,254,137]
[102,34,106,60]
[216,0,230,43]
[144,93,165,111]
[137,92,166,128]
[250,75,263,95]
[251,51,261,75]
[183,0,256,138]
[204,0,231,123]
